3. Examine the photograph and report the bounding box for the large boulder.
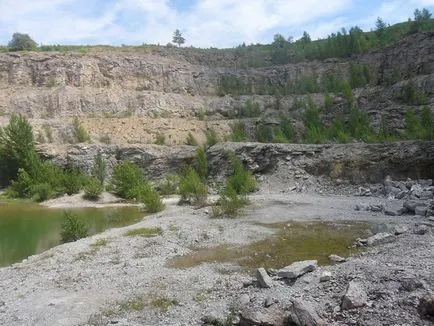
[341,281,368,310]
[287,300,326,326]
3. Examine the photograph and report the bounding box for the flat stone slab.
[366,232,395,246]
[278,260,318,279]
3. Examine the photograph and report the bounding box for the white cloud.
[0,0,432,47]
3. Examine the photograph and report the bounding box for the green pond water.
[168,221,370,270]
[0,201,143,267]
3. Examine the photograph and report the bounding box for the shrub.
[212,184,249,218]
[61,170,87,195]
[99,134,111,144]
[91,151,107,185]
[195,147,208,181]
[31,183,54,202]
[226,154,257,195]
[110,161,144,199]
[60,211,88,243]
[155,133,166,145]
[205,127,219,147]
[158,174,180,196]
[179,167,208,205]
[401,80,428,105]
[231,122,248,142]
[421,106,433,140]
[185,132,199,146]
[73,117,90,143]
[7,168,33,198]
[84,178,103,201]
[42,124,53,143]
[143,189,165,213]
[0,113,37,186]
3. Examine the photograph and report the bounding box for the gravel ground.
[0,187,432,326]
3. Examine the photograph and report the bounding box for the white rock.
[320,271,332,282]
[328,254,346,263]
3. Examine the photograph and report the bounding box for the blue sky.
[0,0,433,48]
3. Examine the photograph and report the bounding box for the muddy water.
[0,202,143,267]
[168,221,370,269]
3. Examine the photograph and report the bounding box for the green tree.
[110,161,144,199]
[0,114,37,185]
[172,29,185,47]
[7,33,38,51]
[91,151,107,186]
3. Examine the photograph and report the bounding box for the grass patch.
[119,297,145,311]
[90,238,109,247]
[124,227,162,237]
[152,297,179,311]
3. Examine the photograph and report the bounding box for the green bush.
[420,106,433,140]
[84,178,103,201]
[73,117,90,143]
[400,80,428,105]
[226,154,257,195]
[143,189,165,213]
[231,122,248,142]
[60,211,88,243]
[127,182,151,201]
[205,127,219,147]
[179,167,207,205]
[155,133,166,145]
[7,168,33,198]
[91,151,107,185]
[61,170,87,195]
[110,161,144,199]
[185,132,199,146]
[212,184,249,218]
[31,183,54,202]
[157,174,180,196]
[195,147,208,181]
[0,114,37,186]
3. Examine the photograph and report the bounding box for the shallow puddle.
[167,221,370,270]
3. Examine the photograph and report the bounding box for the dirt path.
[0,191,432,326]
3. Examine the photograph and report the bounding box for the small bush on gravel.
[179,166,207,205]
[83,178,103,201]
[226,154,257,195]
[157,174,179,195]
[60,211,88,243]
[143,189,165,213]
[212,184,249,218]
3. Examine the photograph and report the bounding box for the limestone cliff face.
[0,32,432,119]
[0,32,432,145]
